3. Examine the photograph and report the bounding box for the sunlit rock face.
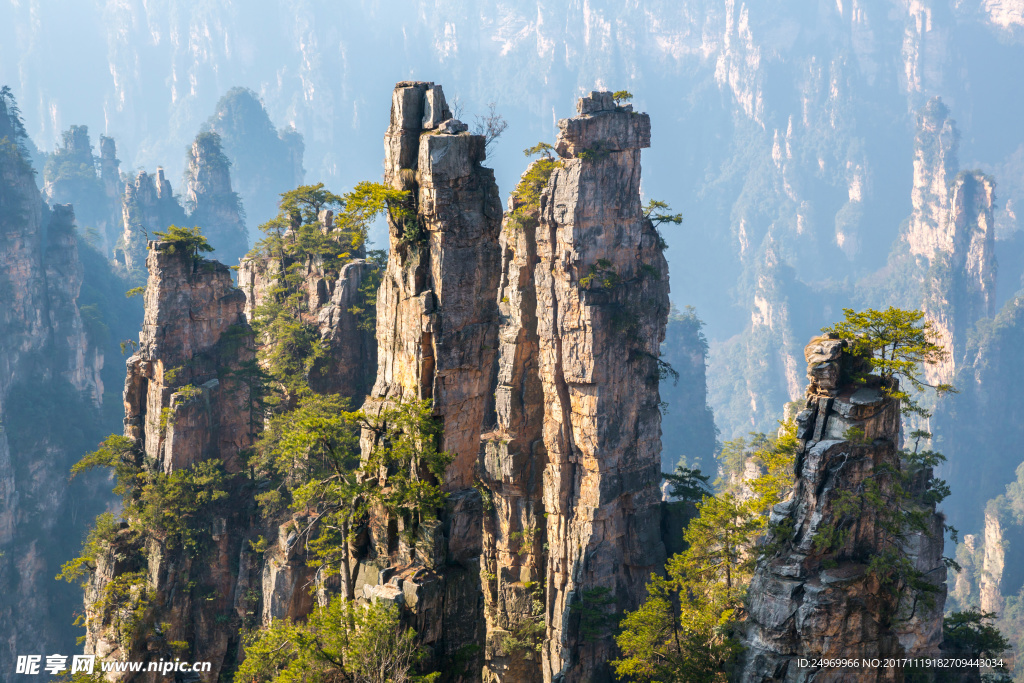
[123,243,252,474]
[737,336,946,683]
[85,242,255,680]
[521,91,669,683]
[352,80,503,674]
[904,98,996,386]
[479,157,550,682]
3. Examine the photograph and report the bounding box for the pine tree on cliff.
[152,225,215,261]
[823,306,956,417]
[613,426,797,682]
[614,306,957,682]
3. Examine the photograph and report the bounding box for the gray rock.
[438,117,468,134]
[736,338,946,681]
[421,84,449,129]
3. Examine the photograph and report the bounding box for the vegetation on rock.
[152,225,215,261]
[613,423,797,681]
[822,306,955,417]
[236,598,435,683]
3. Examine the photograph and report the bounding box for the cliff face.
[0,95,104,680]
[351,81,502,672]
[905,98,997,385]
[122,242,252,473]
[237,213,377,400]
[534,92,669,683]
[480,160,550,682]
[42,126,123,256]
[737,336,946,682]
[115,169,187,278]
[85,242,254,678]
[936,291,1024,621]
[185,131,248,266]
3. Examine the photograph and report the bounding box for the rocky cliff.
[203,87,305,233]
[350,80,502,673]
[184,131,249,267]
[0,92,107,680]
[531,91,669,683]
[237,211,377,400]
[905,98,997,386]
[479,158,552,682]
[83,241,255,678]
[115,169,187,278]
[121,243,252,473]
[42,125,124,256]
[737,336,947,682]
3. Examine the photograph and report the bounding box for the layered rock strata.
[535,91,669,683]
[737,336,947,682]
[84,242,254,678]
[352,81,502,672]
[185,131,249,267]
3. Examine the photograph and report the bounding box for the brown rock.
[353,80,502,672]
[237,238,377,401]
[124,242,252,473]
[480,162,550,681]
[535,91,668,683]
[86,242,256,679]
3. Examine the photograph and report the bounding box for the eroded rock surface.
[85,242,255,679]
[237,214,376,400]
[353,80,502,674]
[123,243,252,473]
[480,161,550,682]
[115,169,187,278]
[736,336,946,682]
[906,98,996,385]
[535,92,669,683]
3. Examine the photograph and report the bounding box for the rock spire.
[533,91,669,683]
[737,336,946,682]
[350,80,503,670]
[84,242,255,676]
[185,131,249,266]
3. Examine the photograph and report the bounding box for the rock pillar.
[737,335,947,682]
[354,81,503,674]
[534,91,669,683]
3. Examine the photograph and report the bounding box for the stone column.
[534,91,669,683]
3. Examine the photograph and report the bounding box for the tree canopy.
[152,225,215,261]
[822,306,955,417]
